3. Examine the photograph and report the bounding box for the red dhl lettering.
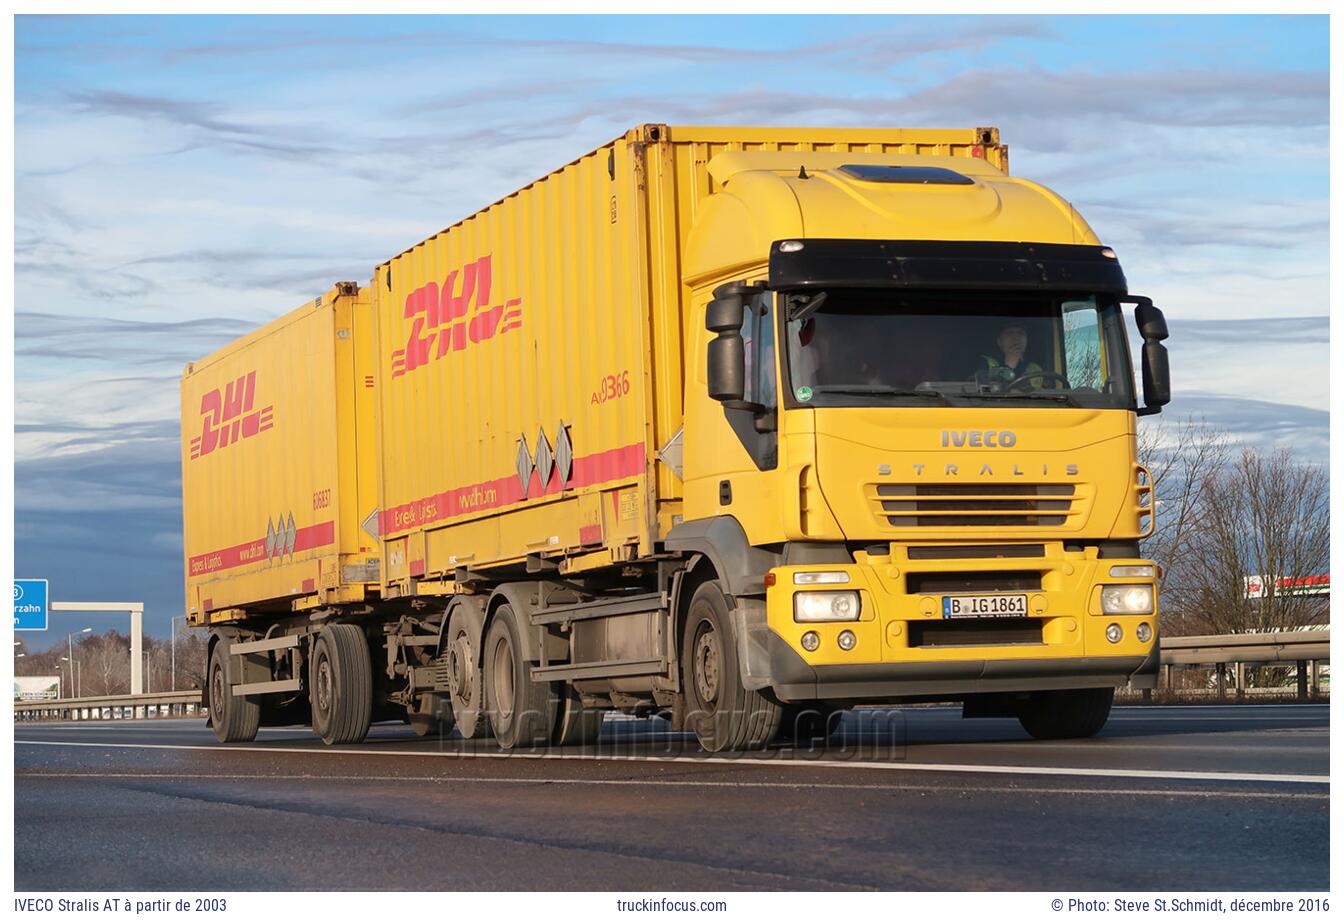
[390,254,523,379]
[190,370,275,461]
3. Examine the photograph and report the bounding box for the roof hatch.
[837,164,974,186]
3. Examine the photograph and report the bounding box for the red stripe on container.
[380,441,645,537]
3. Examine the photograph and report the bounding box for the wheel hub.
[449,633,475,706]
[693,626,721,705]
[315,657,332,714]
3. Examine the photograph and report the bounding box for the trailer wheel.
[682,581,781,752]
[408,691,455,738]
[309,624,373,745]
[1018,687,1114,740]
[553,685,604,747]
[445,606,492,740]
[483,605,559,750]
[775,703,843,746]
[208,638,260,743]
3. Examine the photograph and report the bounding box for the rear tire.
[208,638,260,744]
[553,685,604,747]
[1018,687,1114,740]
[309,624,373,745]
[409,691,455,738]
[483,605,559,750]
[681,581,781,752]
[444,605,492,740]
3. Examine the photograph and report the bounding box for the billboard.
[14,676,60,701]
[1243,574,1330,599]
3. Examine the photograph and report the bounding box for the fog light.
[801,631,821,652]
[1101,584,1154,615]
[837,630,856,651]
[1136,622,1153,643]
[1106,623,1123,644]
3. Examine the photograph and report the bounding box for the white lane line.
[15,739,1329,785]
[13,771,1329,800]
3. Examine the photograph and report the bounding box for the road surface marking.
[14,770,1329,799]
[15,739,1329,785]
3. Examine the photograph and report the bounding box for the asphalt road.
[14,704,1329,891]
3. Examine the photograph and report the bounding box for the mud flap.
[730,598,775,691]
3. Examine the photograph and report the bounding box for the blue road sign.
[14,580,49,631]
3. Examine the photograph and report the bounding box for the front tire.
[208,637,260,744]
[309,624,373,745]
[1018,687,1114,740]
[681,581,781,752]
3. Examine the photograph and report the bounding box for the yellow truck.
[181,125,1170,750]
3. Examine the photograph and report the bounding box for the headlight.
[1101,584,1154,615]
[1109,565,1154,578]
[794,591,861,622]
[793,571,850,585]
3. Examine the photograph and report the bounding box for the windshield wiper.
[809,385,954,405]
[981,390,1085,407]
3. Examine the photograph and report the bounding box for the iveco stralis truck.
[182,125,1169,751]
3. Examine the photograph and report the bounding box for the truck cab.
[674,150,1170,745]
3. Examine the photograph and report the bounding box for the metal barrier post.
[1310,659,1320,699]
[1216,662,1227,701]
[1235,662,1245,702]
[1297,661,1308,701]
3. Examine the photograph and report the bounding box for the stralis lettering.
[189,370,274,460]
[391,254,524,378]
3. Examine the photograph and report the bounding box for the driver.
[976,323,1044,387]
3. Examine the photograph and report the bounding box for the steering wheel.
[1005,370,1072,391]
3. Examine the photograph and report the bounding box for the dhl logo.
[390,254,523,379]
[189,370,274,461]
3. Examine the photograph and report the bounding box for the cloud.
[1142,393,1327,467]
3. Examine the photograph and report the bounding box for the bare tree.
[1138,415,1232,635]
[1178,448,1329,635]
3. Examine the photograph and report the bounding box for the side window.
[1061,298,1104,389]
[742,296,777,408]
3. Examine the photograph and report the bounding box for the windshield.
[782,290,1136,410]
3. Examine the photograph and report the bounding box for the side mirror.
[705,280,765,403]
[1123,296,1171,416]
[708,335,745,402]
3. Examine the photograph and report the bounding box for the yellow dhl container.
[180,283,379,624]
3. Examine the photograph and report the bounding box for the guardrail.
[11,630,1330,721]
[13,690,202,722]
[1148,629,1330,702]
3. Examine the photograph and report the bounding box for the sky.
[11,13,1330,648]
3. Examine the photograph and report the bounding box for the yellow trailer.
[183,125,1171,750]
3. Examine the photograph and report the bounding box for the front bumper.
[757,544,1160,703]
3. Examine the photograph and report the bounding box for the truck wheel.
[483,605,558,750]
[409,691,455,738]
[775,703,843,745]
[309,624,373,745]
[445,606,492,740]
[682,581,781,752]
[1018,687,1114,740]
[553,685,604,747]
[209,638,260,743]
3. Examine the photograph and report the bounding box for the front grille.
[874,483,1076,528]
[906,570,1042,595]
[908,617,1044,648]
[907,544,1046,560]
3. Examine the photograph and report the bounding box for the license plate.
[941,593,1028,618]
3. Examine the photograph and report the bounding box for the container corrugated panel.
[181,285,378,624]
[371,124,1005,585]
